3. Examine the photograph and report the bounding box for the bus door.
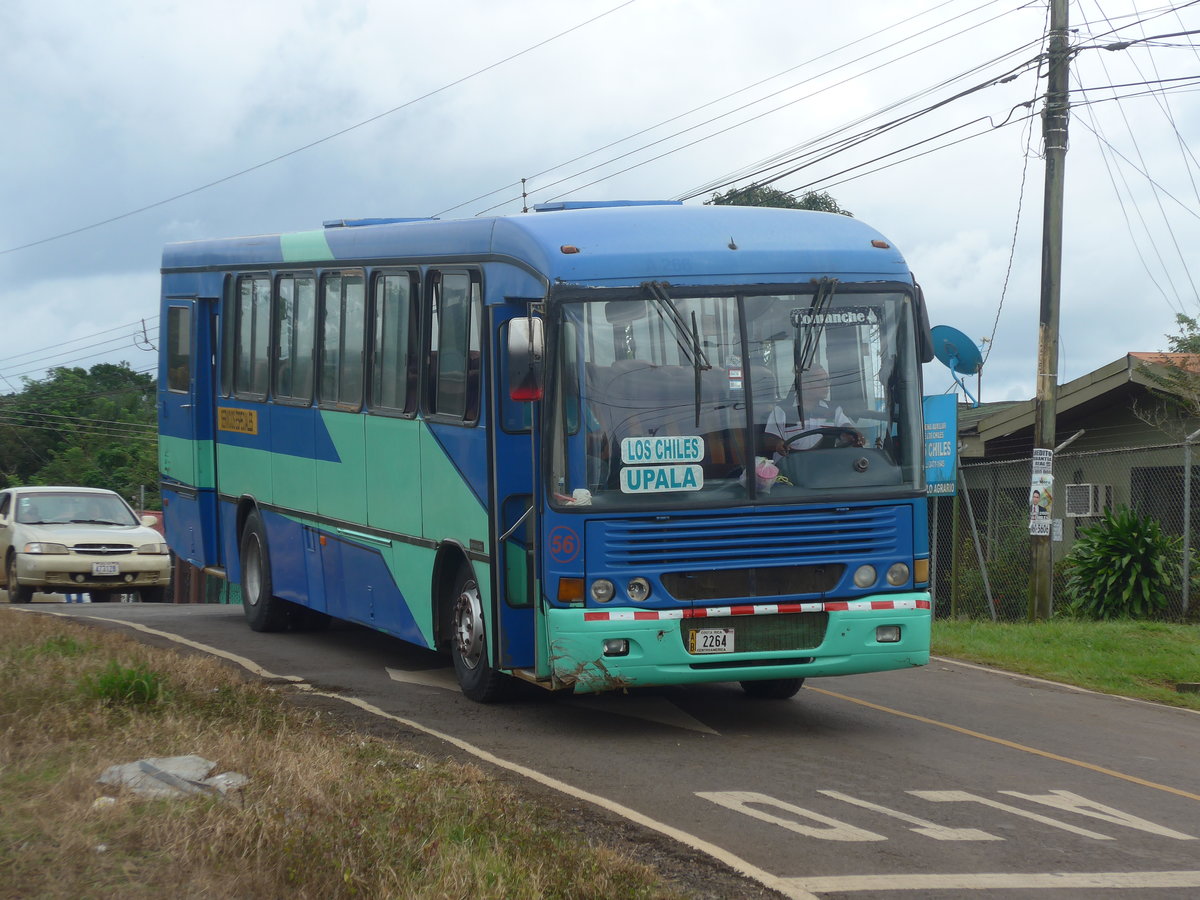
[160,296,220,569]
[488,310,540,671]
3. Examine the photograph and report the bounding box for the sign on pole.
[923,395,958,496]
[1029,448,1054,535]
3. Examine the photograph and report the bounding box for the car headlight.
[626,577,651,602]
[137,543,170,555]
[886,562,910,586]
[23,542,69,555]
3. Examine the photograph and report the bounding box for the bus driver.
[763,364,864,460]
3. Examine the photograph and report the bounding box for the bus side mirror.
[508,317,545,402]
[913,281,935,363]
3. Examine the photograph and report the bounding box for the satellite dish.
[931,325,983,375]
[929,324,983,406]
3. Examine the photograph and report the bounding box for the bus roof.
[161,203,910,286]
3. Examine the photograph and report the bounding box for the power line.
[0,0,640,257]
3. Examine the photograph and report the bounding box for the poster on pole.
[1029,449,1054,535]
[923,395,958,496]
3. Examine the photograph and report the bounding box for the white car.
[0,486,171,603]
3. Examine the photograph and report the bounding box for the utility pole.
[1030,0,1070,621]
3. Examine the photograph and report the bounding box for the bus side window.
[273,274,316,403]
[426,269,481,424]
[166,305,192,393]
[319,271,366,410]
[233,275,271,400]
[371,271,417,415]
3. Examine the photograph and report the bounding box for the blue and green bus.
[158,200,933,701]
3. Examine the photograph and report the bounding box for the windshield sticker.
[790,306,879,328]
[620,464,704,494]
[620,436,704,465]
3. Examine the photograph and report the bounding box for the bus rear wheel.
[740,677,804,699]
[449,565,507,703]
[240,511,289,632]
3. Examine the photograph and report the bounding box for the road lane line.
[26,609,814,900]
[786,870,1200,894]
[808,686,1200,803]
[932,656,1200,717]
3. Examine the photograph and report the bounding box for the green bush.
[80,660,167,706]
[1061,506,1177,620]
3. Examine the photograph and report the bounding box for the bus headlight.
[886,563,910,586]
[590,579,615,602]
[853,565,877,588]
[627,577,651,602]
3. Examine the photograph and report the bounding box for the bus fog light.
[876,625,901,643]
[590,579,615,603]
[853,565,877,588]
[886,563,910,586]
[602,638,629,657]
[627,577,651,602]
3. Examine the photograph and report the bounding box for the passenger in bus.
[763,364,864,460]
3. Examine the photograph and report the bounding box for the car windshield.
[547,285,923,510]
[15,492,138,526]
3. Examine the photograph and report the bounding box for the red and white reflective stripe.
[582,598,930,622]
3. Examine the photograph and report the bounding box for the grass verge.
[932,618,1200,711]
[0,610,686,900]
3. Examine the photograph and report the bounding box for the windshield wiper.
[790,277,838,426]
[643,282,712,428]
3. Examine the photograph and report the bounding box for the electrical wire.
[0,0,641,257]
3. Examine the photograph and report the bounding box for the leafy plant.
[1061,506,1178,619]
[81,660,167,706]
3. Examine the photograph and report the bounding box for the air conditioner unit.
[1065,483,1113,518]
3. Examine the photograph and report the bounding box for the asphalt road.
[22,599,1200,899]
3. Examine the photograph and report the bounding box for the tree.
[707,184,853,216]
[0,362,159,508]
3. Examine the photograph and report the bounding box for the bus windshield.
[547,285,923,509]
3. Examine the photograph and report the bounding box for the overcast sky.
[3,0,1198,410]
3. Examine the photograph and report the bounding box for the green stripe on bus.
[281,230,334,263]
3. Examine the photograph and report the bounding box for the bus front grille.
[594,506,903,569]
[681,612,828,654]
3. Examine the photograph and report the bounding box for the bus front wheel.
[240,511,289,632]
[449,566,507,703]
[740,677,804,699]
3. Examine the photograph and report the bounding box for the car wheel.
[449,564,508,702]
[5,555,33,603]
[739,677,804,699]
[239,510,290,632]
[139,586,168,603]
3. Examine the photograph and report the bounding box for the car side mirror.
[141,515,159,527]
[508,316,545,402]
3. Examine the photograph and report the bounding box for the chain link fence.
[929,442,1200,621]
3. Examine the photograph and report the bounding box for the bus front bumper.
[544,593,931,693]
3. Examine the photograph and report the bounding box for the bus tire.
[5,555,32,603]
[740,677,804,699]
[449,565,507,703]
[240,511,290,633]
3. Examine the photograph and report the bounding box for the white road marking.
[787,870,1200,894]
[22,610,810,899]
[999,789,1195,840]
[931,656,1200,717]
[697,792,886,842]
[908,791,1114,840]
[818,790,1001,841]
